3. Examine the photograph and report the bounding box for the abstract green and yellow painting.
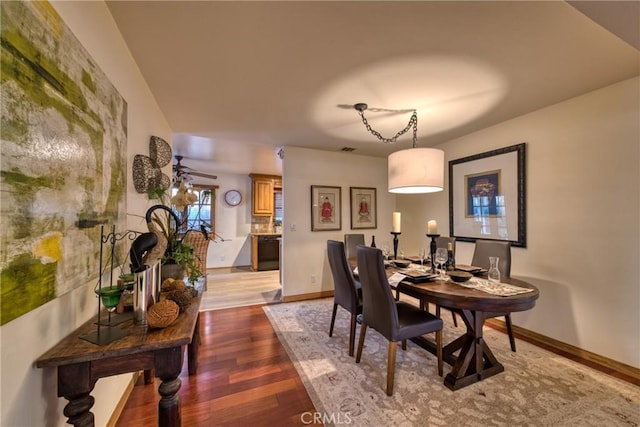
[1,1,127,325]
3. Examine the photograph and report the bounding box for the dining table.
[353,258,539,391]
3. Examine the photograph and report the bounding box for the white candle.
[392,212,401,233]
[427,220,438,235]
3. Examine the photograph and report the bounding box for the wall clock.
[224,189,242,206]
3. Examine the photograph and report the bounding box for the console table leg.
[154,346,184,427]
[58,362,97,427]
[188,314,201,375]
[158,377,182,427]
[62,393,95,427]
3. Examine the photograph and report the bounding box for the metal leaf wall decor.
[132,136,172,193]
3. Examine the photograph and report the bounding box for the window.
[172,185,217,235]
[274,189,283,224]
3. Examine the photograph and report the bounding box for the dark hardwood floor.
[116,300,639,426]
[115,305,317,426]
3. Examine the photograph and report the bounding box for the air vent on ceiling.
[341,147,356,152]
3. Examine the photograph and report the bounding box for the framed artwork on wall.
[449,143,527,247]
[350,187,377,229]
[311,185,342,231]
[0,2,128,325]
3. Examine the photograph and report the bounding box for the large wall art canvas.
[0,1,128,325]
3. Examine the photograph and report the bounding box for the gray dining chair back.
[327,240,362,356]
[471,239,516,351]
[471,239,511,277]
[344,234,365,261]
[355,245,443,395]
[436,236,456,256]
[356,245,398,338]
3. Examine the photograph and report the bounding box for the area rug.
[263,298,639,427]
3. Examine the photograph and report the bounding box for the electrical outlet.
[311,274,316,284]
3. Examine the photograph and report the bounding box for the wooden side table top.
[36,292,202,368]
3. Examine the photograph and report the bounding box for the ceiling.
[106,1,639,177]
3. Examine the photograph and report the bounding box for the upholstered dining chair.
[355,245,443,396]
[471,239,516,352]
[344,234,365,263]
[436,236,456,255]
[327,240,363,357]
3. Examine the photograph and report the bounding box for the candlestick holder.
[427,234,440,273]
[391,232,401,260]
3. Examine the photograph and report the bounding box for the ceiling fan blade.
[173,155,216,179]
[187,171,218,180]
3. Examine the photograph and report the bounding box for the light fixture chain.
[358,110,418,145]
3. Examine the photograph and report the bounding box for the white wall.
[281,147,394,297]
[204,172,254,269]
[1,2,173,426]
[399,77,640,368]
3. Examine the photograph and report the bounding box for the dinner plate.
[455,264,486,274]
[402,270,437,282]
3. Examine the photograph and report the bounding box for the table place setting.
[448,276,535,296]
[454,264,488,274]
[387,272,407,288]
[388,265,438,284]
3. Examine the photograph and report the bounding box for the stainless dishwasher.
[257,235,280,271]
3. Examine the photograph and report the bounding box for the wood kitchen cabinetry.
[250,173,281,216]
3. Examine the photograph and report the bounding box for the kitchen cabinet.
[250,174,281,216]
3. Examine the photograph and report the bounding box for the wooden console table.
[36,293,202,427]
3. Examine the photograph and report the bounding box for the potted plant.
[143,204,205,285]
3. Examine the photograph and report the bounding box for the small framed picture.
[311,185,341,231]
[350,187,377,229]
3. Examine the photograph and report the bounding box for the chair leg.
[386,341,398,396]
[401,339,407,351]
[505,314,516,352]
[436,330,443,377]
[355,323,368,363]
[329,303,338,337]
[348,314,357,357]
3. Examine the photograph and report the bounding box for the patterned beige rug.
[263,298,639,426]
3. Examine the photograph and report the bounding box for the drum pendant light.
[354,103,444,194]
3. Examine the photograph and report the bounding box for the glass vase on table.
[488,256,501,283]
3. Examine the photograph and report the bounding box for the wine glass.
[381,242,390,260]
[418,247,427,267]
[435,248,448,279]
